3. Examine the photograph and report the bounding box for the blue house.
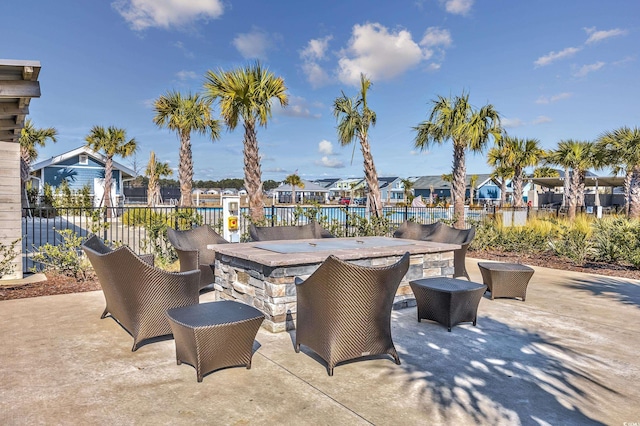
[29,146,135,206]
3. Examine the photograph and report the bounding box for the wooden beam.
[22,66,34,80]
[0,81,41,98]
[0,119,17,130]
[0,104,29,115]
[0,130,18,141]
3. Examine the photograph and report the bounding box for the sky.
[3,0,639,182]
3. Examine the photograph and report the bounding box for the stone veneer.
[211,238,457,333]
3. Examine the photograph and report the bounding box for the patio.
[1,258,639,424]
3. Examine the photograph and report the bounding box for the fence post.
[174,205,179,230]
[345,204,349,237]
[103,208,108,241]
[271,204,275,227]
[404,204,408,222]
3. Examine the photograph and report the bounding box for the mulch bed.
[1,252,638,301]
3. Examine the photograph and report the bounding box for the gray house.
[30,146,135,206]
[413,174,496,204]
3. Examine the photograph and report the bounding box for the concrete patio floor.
[1,258,639,425]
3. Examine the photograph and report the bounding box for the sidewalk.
[1,258,639,425]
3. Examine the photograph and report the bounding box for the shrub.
[0,238,21,278]
[30,229,89,280]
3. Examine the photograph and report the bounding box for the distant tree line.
[126,176,280,191]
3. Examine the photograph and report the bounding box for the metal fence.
[21,204,491,272]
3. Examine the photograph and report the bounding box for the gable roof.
[311,178,340,188]
[377,176,399,189]
[274,179,329,193]
[413,173,493,190]
[30,146,136,178]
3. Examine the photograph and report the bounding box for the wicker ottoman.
[409,278,487,331]
[478,262,535,301]
[166,301,264,382]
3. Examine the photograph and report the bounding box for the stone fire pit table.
[208,236,460,332]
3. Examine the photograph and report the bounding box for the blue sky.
[4,0,639,182]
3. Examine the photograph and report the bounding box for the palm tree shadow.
[567,276,640,308]
[390,315,617,425]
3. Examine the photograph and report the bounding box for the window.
[79,154,88,165]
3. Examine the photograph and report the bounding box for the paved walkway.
[1,258,639,425]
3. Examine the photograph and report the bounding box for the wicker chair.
[249,222,334,242]
[82,235,200,351]
[394,221,475,280]
[167,226,228,290]
[294,252,410,376]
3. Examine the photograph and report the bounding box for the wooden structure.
[0,59,41,279]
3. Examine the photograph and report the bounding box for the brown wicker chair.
[394,221,475,280]
[294,252,410,376]
[82,235,200,351]
[249,222,334,242]
[167,226,228,290]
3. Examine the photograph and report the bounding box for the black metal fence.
[21,204,491,272]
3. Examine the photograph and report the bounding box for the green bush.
[30,229,89,280]
[0,238,20,278]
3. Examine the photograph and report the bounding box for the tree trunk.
[624,171,632,215]
[628,166,640,219]
[104,156,113,218]
[577,170,586,209]
[562,167,569,208]
[291,186,296,204]
[567,169,580,221]
[499,179,507,207]
[360,136,382,217]
[451,142,466,229]
[244,122,264,223]
[513,168,524,208]
[178,130,193,207]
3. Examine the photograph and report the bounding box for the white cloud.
[233,29,274,59]
[176,70,197,80]
[318,140,334,155]
[277,96,321,118]
[502,118,525,128]
[613,55,635,66]
[534,46,582,67]
[420,27,452,48]
[316,156,345,168]
[264,167,286,173]
[573,61,605,77]
[112,0,224,31]
[301,36,332,61]
[410,150,429,156]
[302,62,332,88]
[535,92,573,104]
[172,41,195,58]
[442,0,474,15]
[532,115,552,124]
[584,27,628,44]
[337,23,426,85]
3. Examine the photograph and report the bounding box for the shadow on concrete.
[567,276,640,309]
[390,316,614,425]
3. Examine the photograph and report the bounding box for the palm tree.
[546,140,596,221]
[597,126,640,219]
[414,92,501,228]
[19,120,57,208]
[145,151,172,207]
[487,138,514,208]
[469,174,478,206]
[203,62,288,222]
[333,74,383,217]
[153,91,221,207]
[85,126,137,215]
[284,173,304,204]
[400,178,414,204]
[533,166,560,178]
[502,136,545,208]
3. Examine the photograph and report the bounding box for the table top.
[410,277,486,292]
[477,262,534,272]
[208,236,460,267]
[166,301,264,328]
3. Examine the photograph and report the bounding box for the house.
[29,146,135,206]
[413,174,495,204]
[382,177,420,204]
[328,178,364,200]
[273,179,329,204]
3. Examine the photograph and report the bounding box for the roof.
[311,178,340,188]
[530,175,625,189]
[413,174,492,190]
[274,179,329,193]
[30,146,136,178]
[0,59,41,142]
[378,176,399,189]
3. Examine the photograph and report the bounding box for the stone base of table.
[214,252,455,333]
[409,277,487,331]
[166,301,264,382]
[478,262,535,301]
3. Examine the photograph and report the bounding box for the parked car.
[352,197,367,206]
[338,197,351,205]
